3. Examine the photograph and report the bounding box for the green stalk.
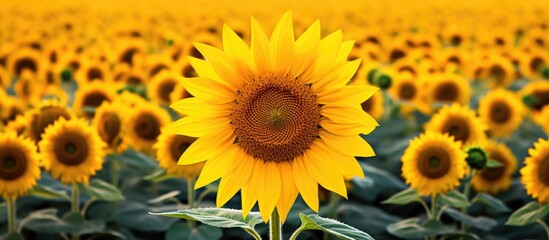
[269,209,282,240]
[460,169,474,233]
[7,197,16,234]
[71,184,80,240]
[536,219,549,240]
[110,155,119,187]
[187,177,196,229]
[429,194,438,240]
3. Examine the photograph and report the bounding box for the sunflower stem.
[460,169,474,233]
[429,194,438,240]
[7,197,16,234]
[536,219,549,240]
[109,155,119,187]
[269,209,282,240]
[71,183,79,240]
[187,177,196,229]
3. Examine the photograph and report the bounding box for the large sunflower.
[401,131,468,196]
[169,12,378,222]
[39,118,105,184]
[124,102,171,154]
[472,141,517,194]
[478,89,524,138]
[521,138,549,203]
[425,104,487,146]
[0,131,41,198]
[153,128,204,180]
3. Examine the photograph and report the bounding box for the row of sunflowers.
[1,0,549,239]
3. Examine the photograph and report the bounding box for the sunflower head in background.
[147,70,181,106]
[0,131,41,199]
[401,131,468,196]
[73,81,116,119]
[124,102,171,154]
[472,141,517,194]
[25,99,74,143]
[169,11,378,222]
[39,117,106,184]
[92,101,127,153]
[479,89,524,138]
[425,104,487,146]
[153,128,204,180]
[521,138,549,203]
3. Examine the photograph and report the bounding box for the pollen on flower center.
[232,73,320,162]
[53,132,89,166]
[0,148,27,180]
[418,148,451,179]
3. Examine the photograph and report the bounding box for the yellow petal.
[195,146,241,189]
[179,76,235,104]
[304,142,348,198]
[222,24,254,81]
[316,85,378,106]
[321,105,379,128]
[292,20,320,77]
[177,125,235,165]
[216,153,254,207]
[313,139,366,178]
[193,43,244,89]
[251,17,271,74]
[187,57,223,83]
[292,155,319,212]
[270,11,295,74]
[169,115,231,137]
[320,118,376,136]
[170,97,233,117]
[318,129,375,157]
[259,162,281,222]
[313,59,361,92]
[276,162,298,223]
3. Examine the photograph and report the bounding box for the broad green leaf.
[143,168,176,182]
[5,233,24,240]
[506,202,549,226]
[118,149,156,172]
[21,210,104,235]
[148,190,181,204]
[150,208,262,240]
[486,160,503,168]
[382,188,421,205]
[294,214,374,240]
[115,201,177,231]
[387,218,455,239]
[351,176,374,189]
[166,222,222,240]
[471,193,511,213]
[439,191,470,208]
[62,212,106,234]
[442,208,497,231]
[79,179,125,202]
[28,185,70,201]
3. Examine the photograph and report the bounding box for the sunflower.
[484,55,515,88]
[39,118,105,184]
[7,48,42,78]
[72,81,116,119]
[14,70,45,105]
[520,52,548,79]
[0,96,25,126]
[153,128,204,179]
[5,115,28,136]
[25,99,73,143]
[478,89,524,138]
[425,104,487,145]
[169,12,378,222]
[74,60,111,85]
[124,102,171,154]
[521,138,549,203]
[147,70,181,106]
[521,81,549,122]
[402,131,468,196]
[0,131,41,198]
[115,39,146,67]
[145,54,173,78]
[424,73,471,112]
[92,101,126,153]
[472,142,517,194]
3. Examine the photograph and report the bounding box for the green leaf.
[150,208,262,240]
[506,202,549,226]
[471,193,511,213]
[5,233,25,240]
[486,160,503,168]
[79,179,125,202]
[143,168,176,182]
[166,222,222,240]
[387,218,455,239]
[28,185,70,201]
[439,191,470,208]
[148,190,181,204]
[294,214,374,240]
[21,210,104,235]
[61,212,106,234]
[382,188,421,205]
[442,208,497,231]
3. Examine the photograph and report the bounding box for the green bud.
[465,147,489,170]
[377,74,392,90]
[367,69,378,84]
[60,68,72,82]
[541,66,549,79]
[522,94,537,108]
[166,39,174,46]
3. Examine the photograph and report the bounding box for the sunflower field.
[1,0,549,239]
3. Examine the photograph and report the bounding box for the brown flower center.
[82,91,111,118]
[537,154,549,186]
[417,147,451,179]
[489,100,511,124]
[530,57,544,72]
[158,79,176,103]
[98,112,121,146]
[134,112,161,141]
[53,132,89,166]
[87,67,103,82]
[480,151,507,182]
[182,64,198,78]
[170,135,195,162]
[30,106,71,142]
[0,147,28,180]
[441,117,470,143]
[127,75,144,85]
[434,81,459,102]
[532,90,549,111]
[489,65,505,82]
[450,35,462,46]
[361,98,373,113]
[389,49,406,62]
[399,82,416,100]
[150,64,168,77]
[14,57,37,76]
[120,48,138,66]
[232,74,320,162]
